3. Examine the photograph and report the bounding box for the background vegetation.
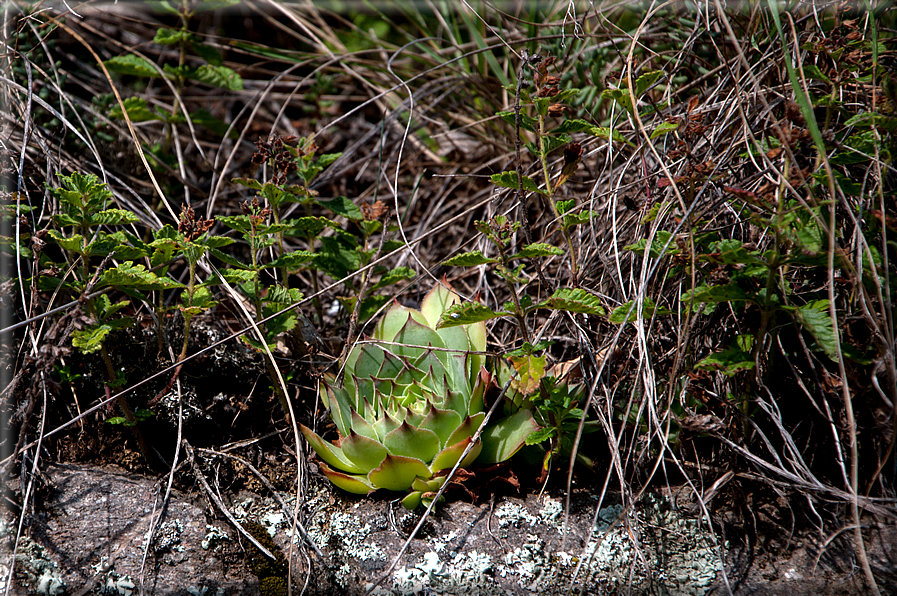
[1,0,895,592]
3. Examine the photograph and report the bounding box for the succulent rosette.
[300,282,538,509]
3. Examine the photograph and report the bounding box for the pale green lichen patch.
[152,519,184,553]
[638,493,724,595]
[12,536,65,596]
[201,524,230,551]
[102,572,136,595]
[370,549,503,596]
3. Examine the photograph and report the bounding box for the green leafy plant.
[300,282,538,509]
[496,355,600,477]
[40,172,182,459]
[441,215,604,465]
[231,135,413,325]
[103,0,243,153]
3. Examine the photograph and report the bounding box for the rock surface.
[2,464,894,595]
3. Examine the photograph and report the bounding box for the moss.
[242,521,288,596]
[259,577,289,596]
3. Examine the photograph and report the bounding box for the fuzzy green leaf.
[72,325,113,354]
[370,267,415,292]
[437,303,505,328]
[490,171,548,195]
[315,196,363,220]
[153,27,192,45]
[89,209,141,227]
[509,353,546,396]
[650,120,679,139]
[682,283,751,305]
[624,231,674,259]
[109,97,161,122]
[537,288,605,315]
[102,262,184,290]
[589,126,634,147]
[795,300,838,360]
[104,55,160,78]
[496,110,538,132]
[442,251,498,267]
[553,119,594,134]
[695,347,755,376]
[525,426,556,446]
[509,243,565,260]
[267,251,317,269]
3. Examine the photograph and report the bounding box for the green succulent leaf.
[430,437,482,472]
[318,463,375,495]
[478,410,540,464]
[368,455,431,491]
[299,424,365,475]
[342,430,389,473]
[383,422,440,462]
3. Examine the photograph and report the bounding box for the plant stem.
[537,114,578,281]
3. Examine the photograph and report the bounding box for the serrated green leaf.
[795,300,838,360]
[537,288,605,315]
[695,346,755,376]
[369,267,415,292]
[497,110,538,132]
[589,126,634,147]
[192,42,223,66]
[526,134,569,157]
[624,231,674,259]
[231,177,263,190]
[267,250,317,269]
[166,64,243,90]
[560,208,594,227]
[47,230,84,254]
[102,262,185,290]
[315,196,363,220]
[280,216,338,237]
[437,302,505,328]
[509,243,565,260]
[636,70,664,97]
[109,97,161,122]
[72,325,113,354]
[650,120,679,139]
[490,171,548,195]
[802,64,831,83]
[104,55,161,78]
[509,353,546,395]
[553,119,595,134]
[525,426,556,446]
[442,251,498,267]
[682,283,751,305]
[89,209,141,227]
[153,27,192,46]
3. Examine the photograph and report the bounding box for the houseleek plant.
[300,282,538,509]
